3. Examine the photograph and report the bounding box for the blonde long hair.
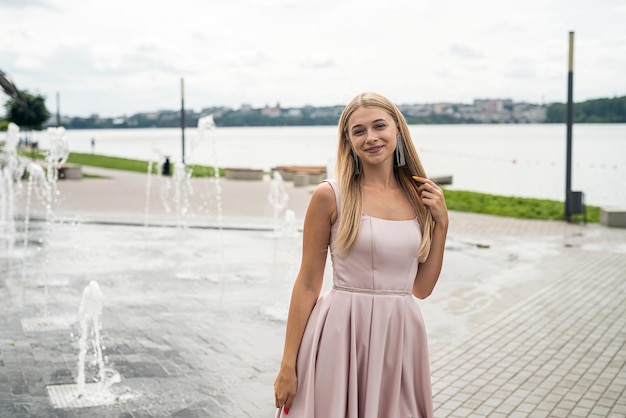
[334,92,434,263]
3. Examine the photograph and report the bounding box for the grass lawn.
[444,189,598,223]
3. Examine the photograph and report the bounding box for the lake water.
[9,124,626,207]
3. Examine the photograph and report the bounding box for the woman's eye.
[353,129,364,135]
[376,124,386,129]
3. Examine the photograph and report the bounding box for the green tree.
[545,96,626,123]
[545,103,566,123]
[4,90,50,130]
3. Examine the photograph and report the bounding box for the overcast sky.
[1,0,625,117]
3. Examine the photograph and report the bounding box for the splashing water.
[45,281,123,409]
[38,127,70,233]
[197,115,221,223]
[198,115,226,271]
[23,162,48,246]
[282,209,298,239]
[37,127,70,316]
[76,281,120,397]
[0,122,26,253]
[44,126,69,187]
[172,161,193,231]
[268,171,289,238]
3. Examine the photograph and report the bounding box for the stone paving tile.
[430,240,626,417]
[1,204,625,417]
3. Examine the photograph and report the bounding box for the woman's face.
[347,106,398,170]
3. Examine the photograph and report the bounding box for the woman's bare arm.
[412,177,449,299]
[274,182,336,411]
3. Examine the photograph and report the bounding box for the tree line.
[545,96,626,123]
[2,92,626,131]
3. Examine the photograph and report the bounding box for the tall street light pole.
[564,32,575,222]
[181,78,186,164]
[56,92,61,126]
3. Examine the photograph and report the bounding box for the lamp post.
[564,32,575,222]
[56,92,61,126]
[180,78,186,164]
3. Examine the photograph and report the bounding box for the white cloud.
[0,0,624,116]
[0,0,56,10]
[449,44,484,60]
[299,56,335,69]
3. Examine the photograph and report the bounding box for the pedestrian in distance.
[274,92,448,417]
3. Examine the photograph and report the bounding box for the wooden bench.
[224,167,264,180]
[273,166,327,186]
[272,166,451,188]
[40,163,83,180]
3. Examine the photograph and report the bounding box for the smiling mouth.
[365,146,383,153]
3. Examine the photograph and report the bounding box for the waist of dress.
[332,284,412,296]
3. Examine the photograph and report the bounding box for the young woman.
[274,92,448,418]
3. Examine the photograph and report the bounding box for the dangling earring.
[394,134,406,167]
[351,148,360,176]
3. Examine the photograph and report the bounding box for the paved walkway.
[1,168,625,417]
[430,213,626,417]
[15,166,315,229]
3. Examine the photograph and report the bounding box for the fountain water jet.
[37,127,70,316]
[144,148,172,228]
[76,280,120,394]
[197,115,222,225]
[148,153,194,231]
[198,115,227,274]
[260,208,301,322]
[23,162,48,246]
[46,281,122,409]
[282,209,298,239]
[44,126,69,198]
[172,161,193,232]
[0,122,26,253]
[77,280,105,393]
[268,171,289,238]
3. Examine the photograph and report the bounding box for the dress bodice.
[327,180,422,293]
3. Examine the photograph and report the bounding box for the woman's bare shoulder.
[310,181,336,207]
[307,181,337,221]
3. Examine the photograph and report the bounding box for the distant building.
[261,103,281,117]
[473,99,513,113]
[513,103,547,123]
[54,97,551,129]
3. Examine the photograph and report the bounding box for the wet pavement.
[1,168,625,417]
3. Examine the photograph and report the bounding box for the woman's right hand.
[274,365,297,414]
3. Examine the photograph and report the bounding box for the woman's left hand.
[415,176,448,227]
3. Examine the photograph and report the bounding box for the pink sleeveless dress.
[277,179,433,418]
